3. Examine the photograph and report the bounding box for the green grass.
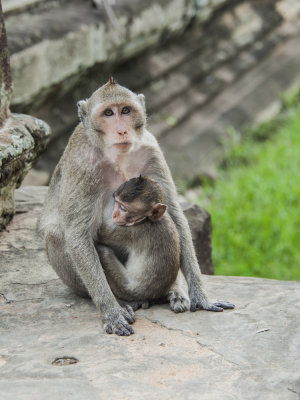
[197,103,300,280]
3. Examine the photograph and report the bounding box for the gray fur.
[97,210,180,302]
[38,80,234,336]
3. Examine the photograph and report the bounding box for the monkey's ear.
[148,203,167,221]
[137,94,146,111]
[77,100,88,126]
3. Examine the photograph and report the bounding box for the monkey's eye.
[119,204,127,212]
[104,109,113,116]
[121,106,131,115]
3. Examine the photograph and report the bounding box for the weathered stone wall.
[5,0,215,109]
[3,0,300,185]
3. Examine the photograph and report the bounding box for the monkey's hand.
[103,304,135,336]
[189,286,235,312]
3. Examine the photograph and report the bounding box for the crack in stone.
[141,315,241,367]
[288,388,300,396]
[196,341,241,367]
[11,279,58,286]
[141,315,198,337]
[141,315,242,367]
[11,297,44,303]
[141,315,207,340]
[0,292,11,304]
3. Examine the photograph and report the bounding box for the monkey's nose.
[112,210,118,219]
[118,130,128,136]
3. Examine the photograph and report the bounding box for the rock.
[181,202,213,275]
[0,187,299,400]
[0,114,50,229]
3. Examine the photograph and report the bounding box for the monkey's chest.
[99,199,130,241]
[101,165,126,191]
[102,148,151,191]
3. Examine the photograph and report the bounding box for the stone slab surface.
[0,187,300,400]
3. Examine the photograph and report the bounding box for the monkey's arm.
[147,149,234,311]
[98,245,161,301]
[60,175,135,335]
[65,228,135,334]
[96,245,134,300]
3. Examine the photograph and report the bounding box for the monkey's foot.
[118,299,150,311]
[168,290,190,313]
[204,300,235,312]
[103,305,135,336]
[129,300,150,311]
[189,285,235,312]
[190,289,235,312]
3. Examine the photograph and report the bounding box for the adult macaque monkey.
[98,175,181,312]
[39,77,234,336]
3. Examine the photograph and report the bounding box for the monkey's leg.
[45,228,88,297]
[168,270,190,313]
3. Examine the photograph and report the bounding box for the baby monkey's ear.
[148,203,167,221]
[77,100,88,126]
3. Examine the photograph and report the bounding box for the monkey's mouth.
[114,142,131,147]
[115,216,146,227]
[113,142,132,151]
[124,216,146,226]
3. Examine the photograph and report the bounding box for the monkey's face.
[112,196,148,226]
[77,80,147,153]
[112,195,167,226]
[91,103,144,152]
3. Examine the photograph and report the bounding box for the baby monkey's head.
[112,176,167,226]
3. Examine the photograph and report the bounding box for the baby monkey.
[98,175,184,315]
[112,175,167,226]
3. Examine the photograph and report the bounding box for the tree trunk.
[0,0,12,126]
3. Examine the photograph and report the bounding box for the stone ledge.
[0,187,299,399]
